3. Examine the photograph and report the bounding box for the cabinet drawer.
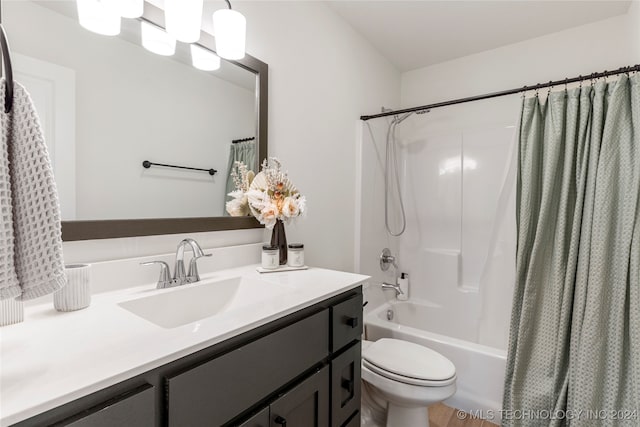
[331,342,361,427]
[57,385,154,427]
[167,309,329,426]
[331,293,363,351]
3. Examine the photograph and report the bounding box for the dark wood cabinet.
[167,310,329,426]
[53,385,155,427]
[239,408,270,427]
[270,366,329,427]
[331,293,363,352]
[331,343,361,427]
[15,287,362,427]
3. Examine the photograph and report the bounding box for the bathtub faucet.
[382,282,404,297]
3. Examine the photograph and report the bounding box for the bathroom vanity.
[1,266,366,427]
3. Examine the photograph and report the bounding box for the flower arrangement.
[226,157,306,229]
[225,161,255,217]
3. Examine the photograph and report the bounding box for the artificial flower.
[227,158,306,229]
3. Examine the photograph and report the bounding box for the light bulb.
[76,0,121,36]
[212,9,246,60]
[114,0,143,18]
[191,45,221,71]
[141,21,176,56]
[165,0,203,43]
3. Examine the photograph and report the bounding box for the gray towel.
[0,79,66,300]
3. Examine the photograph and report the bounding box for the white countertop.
[0,265,368,426]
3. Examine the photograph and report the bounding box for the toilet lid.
[363,338,456,382]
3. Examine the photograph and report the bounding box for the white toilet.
[361,338,457,427]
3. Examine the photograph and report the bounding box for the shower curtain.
[504,74,640,426]
[224,140,256,215]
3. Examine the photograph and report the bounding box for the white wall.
[358,4,639,348]
[402,3,640,107]
[233,1,400,272]
[16,2,400,266]
[5,1,255,220]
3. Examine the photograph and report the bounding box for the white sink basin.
[118,276,287,328]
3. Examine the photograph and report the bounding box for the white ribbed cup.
[0,298,24,326]
[54,264,91,312]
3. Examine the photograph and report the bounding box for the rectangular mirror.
[3,0,268,240]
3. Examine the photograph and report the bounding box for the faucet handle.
[141,261,173,289]
[187,253,212,282]
[380,248,398,271]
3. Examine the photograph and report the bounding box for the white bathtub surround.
[54,264,91,312]
[0,265,368,425]
[399,110,518,350]
[357,103,519,351]
[365,300,506,415]
[0,298,24,326]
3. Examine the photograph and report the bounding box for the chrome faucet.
[174,238,212,284]
[382,282,404,297]
[380,248,403,297]
[141,238,211,289]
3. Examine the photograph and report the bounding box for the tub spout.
[382,282,404,297]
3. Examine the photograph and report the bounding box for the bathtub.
[365,300,507,415]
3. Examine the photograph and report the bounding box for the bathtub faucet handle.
[380,248,398,271]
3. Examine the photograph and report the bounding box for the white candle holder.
[0,298,24,326]
[54,264,91,312]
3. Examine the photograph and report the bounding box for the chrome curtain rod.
[360,64,640,121]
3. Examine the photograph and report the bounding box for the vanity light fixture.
[141,21,176,56]
[190,45,221,71]
[76,0,121,36]
[165,0,204,43]
[114,0,144,19]
[212,0,246,60]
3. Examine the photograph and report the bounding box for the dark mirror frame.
[55,2,268,241]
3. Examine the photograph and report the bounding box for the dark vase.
[271,219,288,265]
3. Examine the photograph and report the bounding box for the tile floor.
[429,404,500,427]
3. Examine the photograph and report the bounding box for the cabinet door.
[270,366,329,427]
[331,343,361,427]
[341,412,360,427]
[56,385,155,427]
[239,407,270,427]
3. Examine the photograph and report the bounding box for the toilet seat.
[362,338,456,387]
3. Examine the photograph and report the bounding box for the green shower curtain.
[223,140,256,215]
[504,74,640,426]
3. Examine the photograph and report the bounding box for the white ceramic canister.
[287,243,304,267]
[262,245,279,270]
[54,264,92,312]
